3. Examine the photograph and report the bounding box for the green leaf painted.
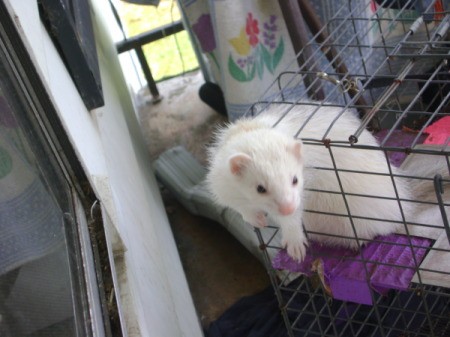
[249,61,256,80]
[261,44,273,74]
[272,38,284,70]
[228,55,248,82]
[256,47,264,79]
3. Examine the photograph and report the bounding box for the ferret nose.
[278,202,296,216]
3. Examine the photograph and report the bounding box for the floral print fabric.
[181,0,297,120]
[228,13,284,82]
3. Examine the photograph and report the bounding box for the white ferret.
[402,151,449,239]
[206,103,412,261]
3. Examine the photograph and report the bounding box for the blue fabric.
[206,286,288,337]
[206,278,449,337]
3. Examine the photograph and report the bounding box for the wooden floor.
[137,71,270,329]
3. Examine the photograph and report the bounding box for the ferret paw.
[254,212,268,228]
[282,235,308,262]
[242,211,268,228]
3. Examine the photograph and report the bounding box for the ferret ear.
[229,153,252,176]
[289,142,302,162]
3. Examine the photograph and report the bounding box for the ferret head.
[228,131,304,218]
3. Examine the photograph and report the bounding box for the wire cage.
[251,1,450,336]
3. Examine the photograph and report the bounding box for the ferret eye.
[292,176,298,185]
[256,184,267,194]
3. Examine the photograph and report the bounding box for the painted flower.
[236,58,247,68]
[228,13,284,82]
[192,14,216,53]
[245,13,259,47]
[263,15,277,50]
[229,28,251,56]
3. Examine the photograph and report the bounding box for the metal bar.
[135,46,161,102]
[115,21,185,103]
[254,228,295,337]
[116,20,184,53]
[296,0,375,129]
[326,145,387,337]
[277,0,325,100]
[297,0,349,80]
[434,174,450,245]
[352,15,450,143]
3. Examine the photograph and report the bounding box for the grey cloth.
[120,0,160,6]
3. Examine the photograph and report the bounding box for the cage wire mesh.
[249,1,450,336]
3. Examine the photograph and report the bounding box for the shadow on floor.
[160,185,270,329]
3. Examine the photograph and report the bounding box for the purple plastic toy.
[272,234,432,305]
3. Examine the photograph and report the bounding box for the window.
[0,2,111,336]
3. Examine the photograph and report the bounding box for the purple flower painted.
[192,14,216,53]
[263,15,277,50]
[263,22,277,32]
[237,58,247,68]
[228,13,284,82]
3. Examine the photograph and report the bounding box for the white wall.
[4,1,203,336]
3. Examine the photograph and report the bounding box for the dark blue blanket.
[206,285,288,337]
[206,278,449,337]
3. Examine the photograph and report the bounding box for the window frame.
[0,2,114,336]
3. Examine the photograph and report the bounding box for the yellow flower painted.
[229,28,251,56]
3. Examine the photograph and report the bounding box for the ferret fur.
[206,103,413,261]
[402,151,450,240]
